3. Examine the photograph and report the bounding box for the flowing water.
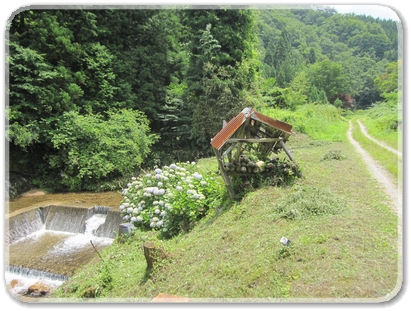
[5,204,123,299]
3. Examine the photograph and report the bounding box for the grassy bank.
[260,104,349,142]
[49,132,400,302]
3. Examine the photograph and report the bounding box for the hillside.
[49,114,400,301]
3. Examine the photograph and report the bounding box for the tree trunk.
[143,241,156,270]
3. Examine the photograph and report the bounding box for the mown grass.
[359,116,400,151]
[49,133,400,302]
[350,117,401,184]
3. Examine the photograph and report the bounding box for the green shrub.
[119,162,224,238]
[49,109,158,191]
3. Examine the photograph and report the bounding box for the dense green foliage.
[6,6,400,192]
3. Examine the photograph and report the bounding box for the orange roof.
[210,107,293,150]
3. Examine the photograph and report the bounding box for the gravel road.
[357,120,402,157]
[347,121,402,215]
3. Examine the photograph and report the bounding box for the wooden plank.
[226,137,283,143]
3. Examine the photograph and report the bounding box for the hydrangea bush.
[119,162,222,238]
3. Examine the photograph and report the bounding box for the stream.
[5,204,123,299]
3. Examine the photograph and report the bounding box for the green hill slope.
[50,130,399,302]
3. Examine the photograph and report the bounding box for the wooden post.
[280,140,297,164]
[213,147,236,199]
[143,241,156,270]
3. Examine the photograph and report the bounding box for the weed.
[320,150,347,161]
[277,246,294,260]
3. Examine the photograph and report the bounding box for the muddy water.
[6,191,123,214]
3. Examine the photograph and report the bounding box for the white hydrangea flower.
[152,217,159,222]
[157,221,163,227]
[176,186,183,191]
[131,177,136,181]
[136,216,143,222]
[160,211,167,217]
[200,181,207,186]
[191,161,196,165]
[154,209,161,214]
[146,174,152,178]
[123,203,130,208]
[155,168,162,174]
[193,173,203,180]
[150,222,156,228]
[127,207,133,214]
[170,164,177,169]
[130,217,137,222]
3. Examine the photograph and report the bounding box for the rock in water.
[27,282,51,297]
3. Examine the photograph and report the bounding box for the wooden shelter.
[210,107,296,199]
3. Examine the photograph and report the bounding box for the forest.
[5,5,401,192]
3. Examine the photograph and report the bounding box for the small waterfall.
[44,205,94,233]
[6,265,67,297]
[95,210,124,239]
[5,208,45,246]
[6,205,121,298]
[84,214,107,236]
[6,265,69,282]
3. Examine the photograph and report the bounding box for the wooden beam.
[213,147,235,199]
[280,140,296,163]
[220,142,238,161]
[226,137,283,143]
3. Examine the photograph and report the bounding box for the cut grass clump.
[273,185,346,221]
[320,149,347,161]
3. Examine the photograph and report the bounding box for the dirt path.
[357,120,402,157]
[347,121,401,214]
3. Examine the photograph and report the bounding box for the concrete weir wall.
[5,203,123,244]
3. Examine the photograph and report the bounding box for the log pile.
[223,156,299,178]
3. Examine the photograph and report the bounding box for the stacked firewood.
[223,155,298,176]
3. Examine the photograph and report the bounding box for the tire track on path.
[357,120,401,157]
[347,121,401,214]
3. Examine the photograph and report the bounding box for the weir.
[5,203,125,297]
